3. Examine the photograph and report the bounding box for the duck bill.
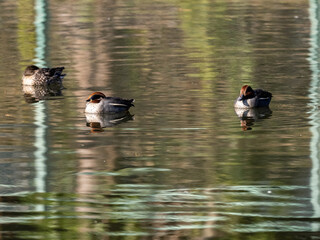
[239,94,244,100]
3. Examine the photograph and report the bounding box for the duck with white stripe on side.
[234,85,272,108]
[85,92,134,114]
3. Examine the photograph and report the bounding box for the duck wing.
[42,67,66,85]
[106,97,135,107]
[254,89,272,99]
[40,67,65,78]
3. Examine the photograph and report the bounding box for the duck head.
[239,85,255,100]
[24,65,39,76]
[86,92,106,103]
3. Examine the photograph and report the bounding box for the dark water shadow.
[85,111,134,132]
[234,107,272,131]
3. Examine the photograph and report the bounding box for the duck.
[234,85,272,108]
[22,65,66,86]
[85,92,134,113]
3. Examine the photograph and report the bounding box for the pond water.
[0,0,320,239]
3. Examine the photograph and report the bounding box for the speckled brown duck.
[22,65,66,86]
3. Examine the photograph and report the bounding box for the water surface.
[0,0,319,239]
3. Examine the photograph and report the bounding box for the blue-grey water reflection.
[308,0,320,232]
[0,0,319,239]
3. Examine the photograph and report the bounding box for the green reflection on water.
[17,0,36,64]
[5,0,318,239]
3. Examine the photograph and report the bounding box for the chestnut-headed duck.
[234,85,272,108]
[22,65,66,86]
[85,92,134,113]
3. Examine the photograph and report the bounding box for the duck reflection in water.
[234,107,272,131]
[86,111,134,132]
[22,84,63,103]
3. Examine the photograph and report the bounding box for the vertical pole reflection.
[33,0,47,199]
[34,101,47,194]
[308,0,320,231]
